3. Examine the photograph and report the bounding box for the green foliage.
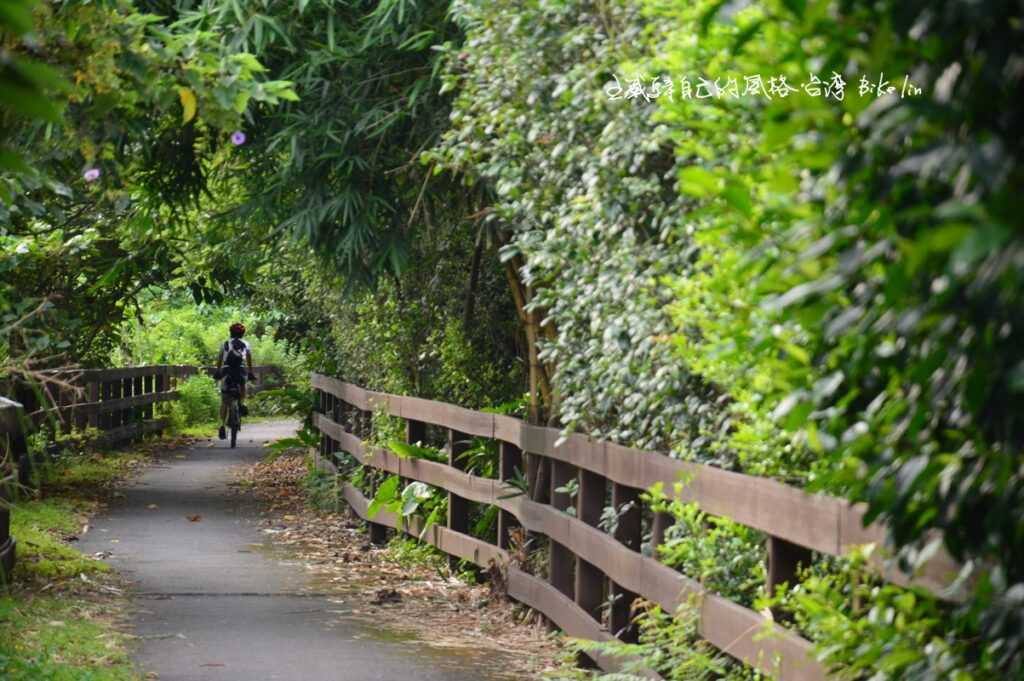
[0,0,67,174]
[366,474,402,519]
[387,440,446,463]
[365,468,447,541]
[551,601,759,681]
[261,238,523,410]
[5,444,144,584]
[384,534,446,572]
[302,460,342,512]
[251,385,313,419]
[432,0,1024,678]
[9,499,109,582]
[174,0,463,285]
[20,430,144,495]
[4,0,1021,678]
[454,436,498,478]
[167,374,219,429]
[652,498,765,607]
[637,0,1024,674]
[430,0,728,457]
[264,422,319,462]
[1,0,296,368]
[761,548,993,680]
[115,294,297,368]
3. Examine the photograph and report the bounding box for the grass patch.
[10,499,109,583]
[0,596,138,681]
[174,420,222,438]
[302,464,342,512]
[384,535,447,572]
[46,451,145,491]
[174,415,284,439]
[0,445,151,680]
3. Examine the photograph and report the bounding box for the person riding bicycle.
[216,322,255,440]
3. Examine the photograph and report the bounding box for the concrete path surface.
[80,420,513,681]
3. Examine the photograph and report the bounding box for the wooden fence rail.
[311,373,965,681]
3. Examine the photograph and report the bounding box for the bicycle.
[220,374,255,448]
[221,378,242,448]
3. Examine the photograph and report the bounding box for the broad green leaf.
[678,166,719,198]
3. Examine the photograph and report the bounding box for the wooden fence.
[311,373,964,681]
[24,364,285,440]
[23,365,190,445]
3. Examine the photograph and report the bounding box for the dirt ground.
[232,452,568,680]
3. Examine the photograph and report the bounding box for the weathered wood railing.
[311,373,964,681]
[24,364,284,441]
[24,365,190,445]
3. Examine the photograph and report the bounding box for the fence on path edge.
[311,372,965,681]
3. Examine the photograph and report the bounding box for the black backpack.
[223,339,246,369]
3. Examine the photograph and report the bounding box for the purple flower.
[83,168,101,182]
[230,131,247,146]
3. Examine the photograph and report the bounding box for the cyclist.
[215,322,256,440]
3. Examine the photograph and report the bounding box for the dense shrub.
[643,0,1024,675]
[115,294,299,373]
[167,375,220,429]
[429,0,733,459]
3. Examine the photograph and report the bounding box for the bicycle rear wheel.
[229,402,239,448]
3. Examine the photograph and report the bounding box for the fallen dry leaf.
[186,515,202,523]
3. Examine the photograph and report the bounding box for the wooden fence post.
[366,405,388,546]
[447,428,471,572]
[609,482,641,642]
[406,418,426,446]
[71,373,86,432]
[651,511,673,563]
[497,441,522,551]
[87,380,99,430]
[403,417,427,502]
[155,368,167,435]
[549,460,576,599]
[767,536,812,620]
[316,388,326,460]
[120,377,131,427]
[143,373,154,424]
[575,468,605,668]
[133,375,144,428]
[100,380,113,432]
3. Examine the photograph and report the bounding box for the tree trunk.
[502,259,554,423]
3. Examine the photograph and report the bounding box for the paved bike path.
[80,421,507,681]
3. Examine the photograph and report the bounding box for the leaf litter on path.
[235,454,564,680]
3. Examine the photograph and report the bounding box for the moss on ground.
[0,596,137,681]
[1,447,148,681]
